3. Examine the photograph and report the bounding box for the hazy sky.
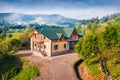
[0,0,120,19]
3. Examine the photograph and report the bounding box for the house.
[29,28,83,57]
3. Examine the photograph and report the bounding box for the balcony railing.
[32,38,44,43]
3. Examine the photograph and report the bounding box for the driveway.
[17,50,79,80]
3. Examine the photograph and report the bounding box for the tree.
[75,19,120,79]
[87,22,92,30]
[0,33,5,40]
[75,39,83,57]
[8,39,22,51]
[75,30,110,77]
[8,34,12,38]
[75,23,82,29]
[75,32,97,59]
[91,22,97,34]
[0,28,2,34]
[0,41,9,54]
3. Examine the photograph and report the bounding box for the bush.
[12,66,39,80]
[0,38,22,55]
[8,39,22,51]
[8,34,13,38]
[0,54,23,80]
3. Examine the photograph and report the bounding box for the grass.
[6,32,19,37]
[12,59,39,80]
[12,66,39,80]
[22,59,29,65]
[82,57,102,76]
[10,32,20,36]
[6,30,25,38]
[107,58,120,79]
[84,62,101,75]
[110,64,120,79]
[81,54,120,80]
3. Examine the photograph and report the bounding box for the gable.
[28,30,35,38]
[60,35,66,41]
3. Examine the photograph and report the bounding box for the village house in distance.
[29,28,83,57]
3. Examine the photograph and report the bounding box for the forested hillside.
[0,13,86,27]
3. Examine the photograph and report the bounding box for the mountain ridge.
[0,13,83,27]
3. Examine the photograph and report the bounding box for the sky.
[0,0,120,19]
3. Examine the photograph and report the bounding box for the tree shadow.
[74,59,84,80]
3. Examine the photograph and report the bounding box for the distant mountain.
[0,13,84,27]
[100,13,120,22]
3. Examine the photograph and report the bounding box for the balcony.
[33,38,44,43]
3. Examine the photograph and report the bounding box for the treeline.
[0,18,64,31]
[75,13,120,32]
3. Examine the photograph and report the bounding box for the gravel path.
[17,50,79,80]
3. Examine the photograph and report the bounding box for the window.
[64,44,66,49]
[44,36,46,39]
[54,45,58,50]
[35,34,36,38]
[41,36,42,39]
[44,44,46,49]
[75,35,78,40]
[34,43,36,47]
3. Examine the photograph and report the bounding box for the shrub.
[8,39,22,51]
[0,54,23,80]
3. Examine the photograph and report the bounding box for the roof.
[76,29,84,36]
[56,33,63,39]
[36,28,84,40]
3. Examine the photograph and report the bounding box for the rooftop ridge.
[35,28,83,40]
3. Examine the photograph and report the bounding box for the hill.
[0,13,84,27]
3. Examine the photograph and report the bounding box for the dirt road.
[17,50,79,80]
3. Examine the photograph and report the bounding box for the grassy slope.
[0,55,23,80]
[12,59,39,80]
[81,57,105,80]
[12,66,39,80]
[82,57,101,76]
[0,54,39,80]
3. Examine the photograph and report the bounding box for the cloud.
[1,6,120,19]
[31,17,46,24]
[62,7,120,19]
[0,0,120,19]
[6,13,23,24]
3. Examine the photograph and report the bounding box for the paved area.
[17,50,79,80]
